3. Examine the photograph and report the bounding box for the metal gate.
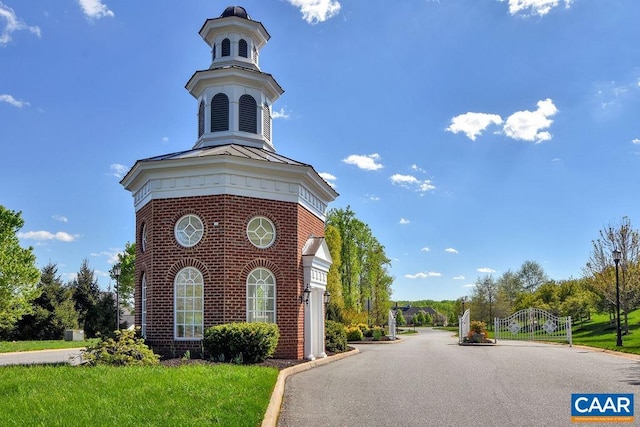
[494,308,572,346]
[458,309,470,344]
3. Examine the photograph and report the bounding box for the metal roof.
[139,144,308,167]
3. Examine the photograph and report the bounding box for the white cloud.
[18,231,80,242]
[272,108,290,119]
[161,136,169,143]
[343,153,383,171]
[462,283,475,288]
[399,218,410,225]
[502,0,572,17]
[368,194,380,201]
[503,98,558,143]
[632,138,640,145]
[390,174,436,193]
[0,94,29,108]
[420,247,430,252]
[109,163,127,178]
[477,267,496,273]
[453,275,465,280]
[447,112,503,140]
[77,0,114,19]
[445,248,459,254]
[0,2,41,45]
[286,0,341,24]
[411,164,426,173]
[319,172,336,188]
[91,248,121,265]
[52,214,68,223]
[404,271,442,279]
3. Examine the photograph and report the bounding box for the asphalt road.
[0,348,84,366]
[278,328,640,427]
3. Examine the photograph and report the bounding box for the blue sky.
[2,0,639,301]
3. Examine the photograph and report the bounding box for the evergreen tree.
[71,259,101,337]
[14,263,78,340]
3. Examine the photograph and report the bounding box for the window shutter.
[239,95,257,133]
[222,38,231,57]
[239,39,248,58]
[198,101,205,137]
[211,93,229,132]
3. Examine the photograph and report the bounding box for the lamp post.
[113,265,121,331]
[323,290,331,320]
[613,249,622,347]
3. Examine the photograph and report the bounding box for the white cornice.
[121,155,337,221]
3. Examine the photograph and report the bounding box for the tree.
[472,275,498,327]
[14,263,78,340]
[326,206,393,324]
[110,242,135,304]
[0,206,41,338]
[517,261,547,293]
[395,309,406,326]
[583,217,640,334]
[496,269,522,315]
[71,259,101,337]
[324,225,344,322]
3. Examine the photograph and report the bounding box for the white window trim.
[246,216,276,249]
[174,267,204,340]
[174,214,204,248]
[246,268,276,323]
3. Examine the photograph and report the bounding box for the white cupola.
[186,6,284,152]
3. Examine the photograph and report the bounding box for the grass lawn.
[572,310,640,355]
[0,363,278,426]
[0,339,98,353]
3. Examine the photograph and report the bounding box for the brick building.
[121,6,337,360]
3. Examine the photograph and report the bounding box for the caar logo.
[571,393,634,423]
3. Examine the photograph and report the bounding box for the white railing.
[458,309,470,344]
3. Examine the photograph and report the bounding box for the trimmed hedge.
[203,322,279,364]
[325,320,347,352]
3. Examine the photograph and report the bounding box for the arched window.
[211,93,229,132]
[247,268,276,323]
[262,103,271,141]
[239,39,248,58]
[198,101,205,137]
[239,94,257,134]
[141,273,147,337]
[221,38,231,57]
[175,267,204,339]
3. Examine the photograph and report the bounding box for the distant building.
[397,306,448,326]
[121,6,337,360]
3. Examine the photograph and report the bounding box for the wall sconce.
[301,284,311,305]
[323,290,331,306]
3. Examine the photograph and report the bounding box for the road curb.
[261,347,360,427]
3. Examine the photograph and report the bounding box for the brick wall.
[134,193,326,359]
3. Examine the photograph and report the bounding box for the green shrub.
[345,326,364,341]
[325,320,347,352]
[81,328,159,366]
[203,322,279,364]
[372,326,385,341]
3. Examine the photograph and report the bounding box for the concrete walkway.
[0,348,84,366]
[277,328,640,427]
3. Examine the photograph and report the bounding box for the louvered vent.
[211,93,229,132]
[239,39,248,58]
[263,103,271,141]
[198,101,205,137]
[239,95,257,133]
[222,38,231,57]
